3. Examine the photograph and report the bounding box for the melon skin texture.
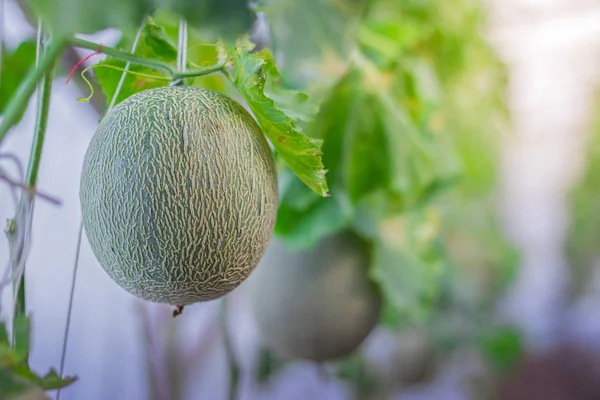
[80,86,278,305]
[249,232,382,362]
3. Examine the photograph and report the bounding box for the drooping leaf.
[26,0,153,36]
[256,49,320,124]
[227,44,328,196]
[0,41,37,128]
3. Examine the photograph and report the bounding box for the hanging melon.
[249,232,382,362]
[80,86,278,305]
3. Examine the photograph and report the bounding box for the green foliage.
[264,0,515,328]
[92,10,328,197]
[257,0,366,89]
[0,0,518,388]
[0,41,37,129]
[93,15,183,107]
[478,326,523,373]
[274,170,352,249]
[371,211,447,326]
[94,12,232,108]
[156,0,255,42]
[4,0,514,372]
[26,0,153,36]
[0,317,76,397]
[26,0,255,40]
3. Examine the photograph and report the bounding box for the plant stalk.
[69,37,225,81]
[0,38,64,144]
[13,34,57,323]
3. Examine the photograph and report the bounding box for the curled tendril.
[75,64,171,103]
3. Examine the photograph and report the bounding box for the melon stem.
[69,37,226,81]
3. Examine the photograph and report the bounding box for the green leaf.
[255,49,320,124]
[0,316,76,396]
[147,10,233,94]
[93,19,177,108]
[272,52,458,245]
[12,316,30,362]
[93,58,170,108]
[370,211,446,326]
[37,369,77,390]
[93,13,231,108]
[478,326,523,373]
[7,364,76,392]
[274,184,352,249]
[358,19,433,67]
[26,0,152,36]
[155,0,255,42]
[227,44,329,196]
[312,66,458,211]
[0,366,32,397]
[142,18,179,62]
[259,0,365,88]
[0,41,37,128]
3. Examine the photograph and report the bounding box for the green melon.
[80,86,278,305]
[249,232,382,362]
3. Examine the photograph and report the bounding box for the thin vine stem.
[0,37,64,145]
[221,298,240,400]
[77,64,170,103]
[56,222,83,400]
[69,37,226,81]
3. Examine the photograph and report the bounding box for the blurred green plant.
[0,0,522,397]
[565,91,600,297]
